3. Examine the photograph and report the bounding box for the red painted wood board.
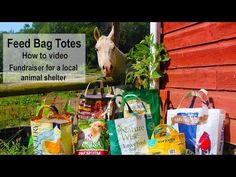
[165,67,217,90]
[164,22,236,50]
[167,38,236,69]
[165,66,236,91]
[163,22,198,34]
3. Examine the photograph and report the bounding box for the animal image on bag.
[75,119,109,155]
[32,123,65,155]
[78,98,108,119]
[77,80,113,120]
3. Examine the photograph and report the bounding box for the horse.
[93,24,127,81]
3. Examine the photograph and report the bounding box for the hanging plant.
[125,34,170,89]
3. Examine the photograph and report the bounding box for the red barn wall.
[161,22,236,145]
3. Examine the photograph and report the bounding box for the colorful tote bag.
[148,124,186,155]
[75,80,113,155]
[31,105,73,155]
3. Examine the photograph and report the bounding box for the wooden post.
[156,22,162,43]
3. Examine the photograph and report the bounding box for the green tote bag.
[122,89,161,138]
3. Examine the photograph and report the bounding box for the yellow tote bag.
[148,124,186,155]
[31,105,73,155]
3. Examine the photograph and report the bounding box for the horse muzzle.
[102,65,113,77]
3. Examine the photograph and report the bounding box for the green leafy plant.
[125,34,170,89]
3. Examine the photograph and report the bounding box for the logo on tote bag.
[171,113,208,125]
[115,117,149,154]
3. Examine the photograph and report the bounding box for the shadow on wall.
[160,59,170,89]
[223,112,236,154]
[208,97,232,154]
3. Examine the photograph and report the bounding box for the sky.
[0,22,32,32]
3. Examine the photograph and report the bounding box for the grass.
[0,139,34,155]
[0,91,80,129]
[0,95,41,128]
[50,91,78,100]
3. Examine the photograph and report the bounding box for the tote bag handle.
[104,94,132,120]
[177,89,209,109]
[33,105,58,120]
[84,80,105,97]
[33,105,71,122]
[151,124,178,139]
[123,94,148,118]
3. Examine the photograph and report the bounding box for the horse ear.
[94,27,101,41]
[108,24,115,41]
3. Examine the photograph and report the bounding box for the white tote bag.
[167,89,225,155]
